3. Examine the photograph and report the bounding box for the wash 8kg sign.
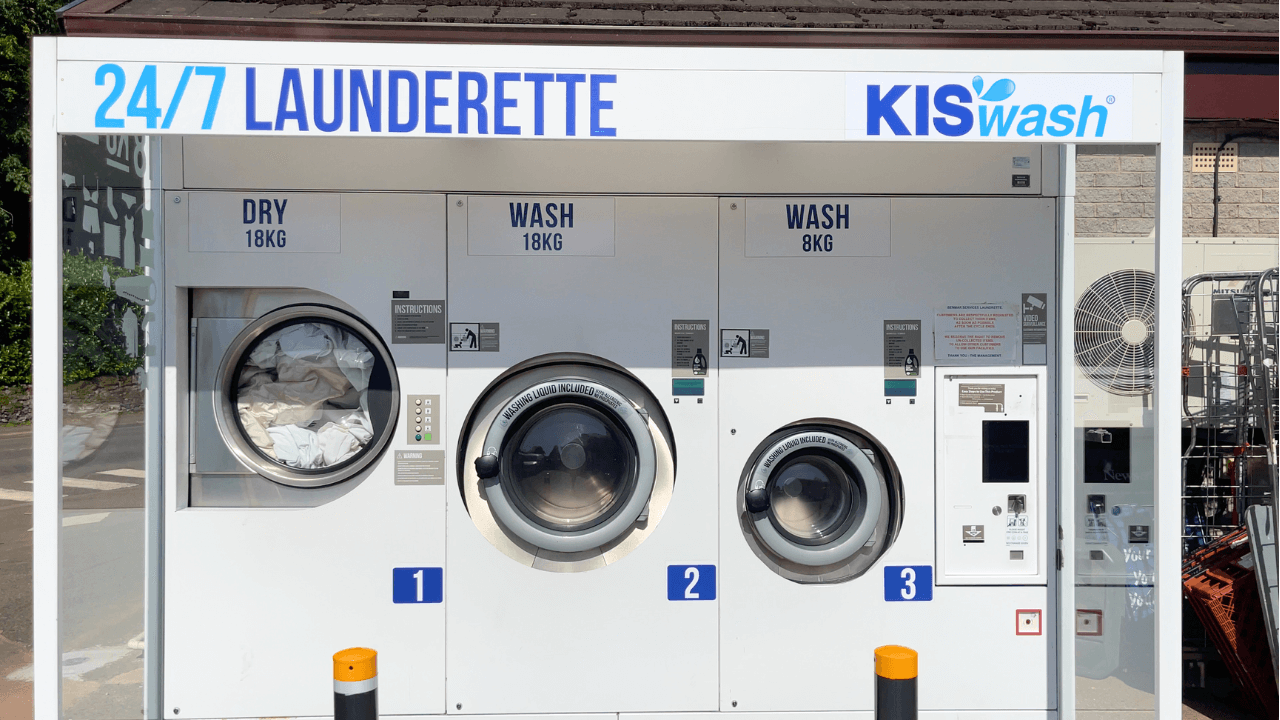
[846,73,1133,141]
[57,59,1135,142]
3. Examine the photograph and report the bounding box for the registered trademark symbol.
[1106,95,1115,104]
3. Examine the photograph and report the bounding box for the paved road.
[0,415,146,720]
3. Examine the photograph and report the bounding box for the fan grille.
[1075,269,1156,396]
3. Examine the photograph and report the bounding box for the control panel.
[936,373,1047,585]
[406,394,439,445]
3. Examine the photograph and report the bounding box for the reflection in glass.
[768,453,855,545]
[503,403,636,531]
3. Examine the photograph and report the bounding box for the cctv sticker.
[186,192,340,253]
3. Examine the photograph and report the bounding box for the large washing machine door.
[213,304,399,488]
[739,423,902,583]
[460,355,675,569]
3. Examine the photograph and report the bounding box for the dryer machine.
[718,182,1058,713]
[163,192,448,719]
[446,195,719,714]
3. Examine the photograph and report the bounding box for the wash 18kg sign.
[58,60,1135,142]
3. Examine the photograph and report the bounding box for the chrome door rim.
[213,304,399,488]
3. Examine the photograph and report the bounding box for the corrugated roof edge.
[61,1,1278,54]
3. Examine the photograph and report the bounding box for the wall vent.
[1191,143,1237,173]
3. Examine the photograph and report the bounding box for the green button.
[424,433,432,441]
[415,434,422,441]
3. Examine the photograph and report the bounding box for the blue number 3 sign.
[884,565,933,601]
[667,565,716,601]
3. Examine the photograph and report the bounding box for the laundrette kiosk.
[31,39,1189,720]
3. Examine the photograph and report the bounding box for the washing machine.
[718,162,1059,713]
[445,195,719,714]
[162,191,448,718]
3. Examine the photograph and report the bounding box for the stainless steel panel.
[192,317,251,473]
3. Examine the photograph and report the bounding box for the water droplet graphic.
[972,76,984,96]
[980,78,1016,102]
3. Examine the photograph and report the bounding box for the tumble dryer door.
[738,423,902,583]
[207,304,400,488]
[460,355,675,569]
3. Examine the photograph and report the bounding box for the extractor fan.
[1075,269,1156,396]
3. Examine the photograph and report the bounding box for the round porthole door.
[738,422,902,583]
[460,355,675,570]
[214,304,399,488]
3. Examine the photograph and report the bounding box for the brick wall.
[1074,122,1278,238]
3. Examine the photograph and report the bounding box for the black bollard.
[334,647,378,720]
[874,645,917,720]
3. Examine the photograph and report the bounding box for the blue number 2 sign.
[884,565,933,601]
[393,567,443,604]
[667,565,716,601]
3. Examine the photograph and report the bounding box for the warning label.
[1022,293,1048,365]
[934,303,1018,365]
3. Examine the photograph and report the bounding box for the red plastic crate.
[1183,528,1279,718]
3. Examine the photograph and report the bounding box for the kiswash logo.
[847,72,1131,141]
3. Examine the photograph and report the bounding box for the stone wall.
[1074,122,1278,238]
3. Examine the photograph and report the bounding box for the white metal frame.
[30,38,1184,719]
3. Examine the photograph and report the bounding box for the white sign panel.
[467,196,614,256]
[934,303,1020,365]
[187,192,340,253]
[744,198,890,257]
[846,73,1134,141]
[55,56,1141,142]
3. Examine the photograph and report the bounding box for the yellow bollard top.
[333,647,377,682]
[874,645,918,680]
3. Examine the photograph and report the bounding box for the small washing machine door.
[462,356,675,567]
[214,304,399,488]
[739,424,901,583]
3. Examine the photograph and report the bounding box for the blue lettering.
[524,72,553,136]
[590,74,617,137]
[932,84,973,137]
[509,203,529,227]
[1077,95,1107,138]
[786,204,804,229]
[914,85,929,136]
[806,205,819,229]
[978,105,1019,137]
[349,70,381,132]
[273,198,287,224]
[258,199,272,224]
[821,204,834,229]
[389,70,419,133]
[313,69,343,133]
[1017,104,1047,137]
[245,68,271,131]
[561,203,573,228]
[545,202,558,228]
[557,73,586,136]
[836,204,849,229]
[494,72,520,135]
[458,72,488,135]
[1047,104,1076,137]
[530,203,544,227]
[274,68,309,131]
[424,71,452,134]
[243,199,256,223]
[867,85,910,136]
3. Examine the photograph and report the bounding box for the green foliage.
[0,0,60,267]
[0,255,145,386]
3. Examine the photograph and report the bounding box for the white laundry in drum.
[235,322,376,468]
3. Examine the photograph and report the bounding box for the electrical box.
[937,372,1047,585]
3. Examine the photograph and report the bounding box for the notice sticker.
[721,329,769,358]
[884,320,922,382]
[934,303,1018,365]
[1021,293,1048,365]
[958,383,1005,413]
[450,323,499,352]
[672,320,710,378]
[392,300,447,344]
[1005,512,1029,546]
[395,450,445,485]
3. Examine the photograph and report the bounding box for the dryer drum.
[740,423,902,583]
[214,304,400,489]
